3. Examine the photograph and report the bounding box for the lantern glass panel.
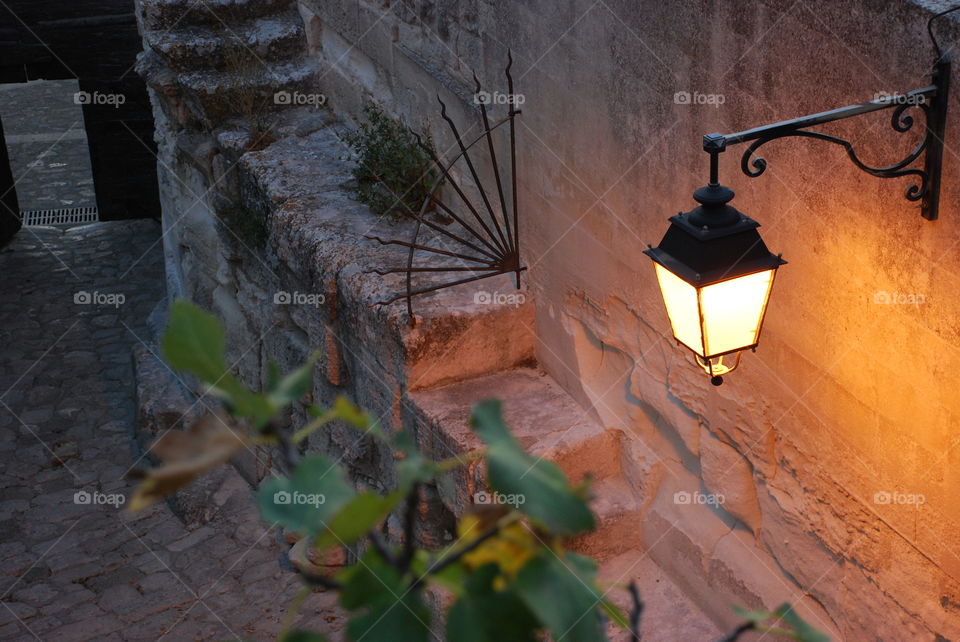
[653,263,702,353]
[700,269,775,356]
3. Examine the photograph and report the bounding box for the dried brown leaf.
[129,412,252,511]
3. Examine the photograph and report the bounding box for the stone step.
[176,57,321,127]
[408,367,646,562]
[139,0,294,31]
[407,367,623,516]
[145,10,305,72]
[639,467,843,636]
[598,551,720,641]
[568,477,644,564]
[408,366,719,635]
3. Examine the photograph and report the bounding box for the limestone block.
[699,425,762,535]
[707,529,840,636]
[640,463,733,627]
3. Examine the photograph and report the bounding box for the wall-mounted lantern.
[644,180,785,385]
[646,16,954,385]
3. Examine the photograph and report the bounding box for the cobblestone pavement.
[0,222,341,641]
[0,80,97,211]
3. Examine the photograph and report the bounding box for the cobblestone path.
[0,222,341,641]
[0,80,97,212]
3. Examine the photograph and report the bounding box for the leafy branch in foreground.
[131,300,830,642]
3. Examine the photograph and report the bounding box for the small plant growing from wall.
[131,301,830,642]
[342,105,441,220]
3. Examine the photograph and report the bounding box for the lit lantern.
[644,183,785,385]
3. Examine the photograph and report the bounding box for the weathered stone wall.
[297,0,960,638]
[134,0,541,569]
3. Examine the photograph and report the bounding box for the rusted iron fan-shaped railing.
[367,54,525,326]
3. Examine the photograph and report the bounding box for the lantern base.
[710,376,724,386]
[695,352,740,377]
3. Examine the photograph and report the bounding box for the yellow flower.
[458,513,538,584]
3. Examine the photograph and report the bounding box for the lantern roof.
[644,183,786,287]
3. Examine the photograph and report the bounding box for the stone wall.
[134,0,542,574]
[136,0,960,638]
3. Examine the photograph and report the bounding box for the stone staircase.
[138,0,320,128]
[409,370,718,639]
[145,13,305,71]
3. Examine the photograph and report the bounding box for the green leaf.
[314,490,404,550]
[447,564,539,642]
[773,604,831,642]
[161,300,229,383]
[269,352,320,407]
[219,379,276,429]
[411,551,467,596]
[338,550,405,610]
[161,301,277,429]
[257,456,356,536]
[732,605,775,623]
[600,596,629,630]
[280,632,327,642]
[346,592,431,642]
[333,396,383,435]
[471,400,594,535]
[338,551,432,642]
[266,360,280,392]
[513,551,605,642]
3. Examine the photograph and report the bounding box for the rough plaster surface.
[133,0,960,637]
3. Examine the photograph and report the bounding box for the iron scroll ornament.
[702,58,950,220]
[740,102,930,201]
[367,54,524,326]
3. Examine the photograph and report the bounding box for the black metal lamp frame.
[701,58,951,220]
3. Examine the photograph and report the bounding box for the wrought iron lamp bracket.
[702,58,951,220]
